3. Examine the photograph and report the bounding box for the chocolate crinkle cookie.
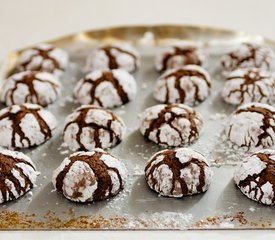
[139,104,203,147]
[225,102,275,149]
[52,149,127,202]
[0,149,39,203]
[234,149,275,205]
[1,71,61,107]
[220,42,275,76]
[63,105,126,151]
[85,43,140,73]
[0,103,57,149]
[153,65,211,106]
[17,43,69,76]
[155,42,207,72]
[145,148,213,197]
[74,69,137,108]
[221,68,275,105]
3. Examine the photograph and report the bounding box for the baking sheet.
[0,25,274,230]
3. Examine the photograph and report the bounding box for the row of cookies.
[2,41,275,109]
[1,143,274,205]
[0,100,273,205]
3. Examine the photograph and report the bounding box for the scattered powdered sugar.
[249,207,256,212]
[127,212,193,229]
[209,113,227,120]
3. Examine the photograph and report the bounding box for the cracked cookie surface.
[52,149,127,202]
[0,103,57,149]
[225,102,275,149]
[0,149,39,203]
[139,104,203,147]
[17,43,69,76]
[1,71,61,107]
[234,149,275,205]
[63,105,126,151]
[153,65,211,106]
[74,69,137,108]
[145,148,213,197]
[85,43,140,73]
[221,68,275,105]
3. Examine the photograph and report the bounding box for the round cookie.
[234,149,275,205]
[85,43,140,73]
[1,71,61,107]
[145,148,213,197]
[0,103,57,149]
[52,149,127,202]
[220,42,275,75]
[63,105,126,151]
[225,102,275,149]
[0,149,39,203]
[155,42,207,72]
[153,65,211,106]
[17,43,69,76]
[74,69,137,108]
[221,68,275,105]
[139,104,203,147]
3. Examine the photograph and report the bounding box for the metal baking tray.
[0,25,274,230]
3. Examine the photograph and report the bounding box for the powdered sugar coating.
[52,149,127,202]
[139,104,203,147]
[0,149,39,203]
[225,102,275,149]
[74,69,137,108]
[221,68,275,105]
[17,43,69,76]
[63,105,126,151]
[1,71,61,107]
[145,148,213,197]
[0,103,57,149]
[220,42,275,76]
[155,42,207,72]
[153,65,211,106]
[85,43,140,73]
[234,149,275,205]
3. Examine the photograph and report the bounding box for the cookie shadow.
[127,175,206,215]
[28,183,108,217]
[215,178,275,217]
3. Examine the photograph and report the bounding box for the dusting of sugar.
[74,69,137,108]
[63,106,126,151]
[140,104,203,147]
[155,42,207,71]
[154,65,211,106]
[85,43,140,73]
